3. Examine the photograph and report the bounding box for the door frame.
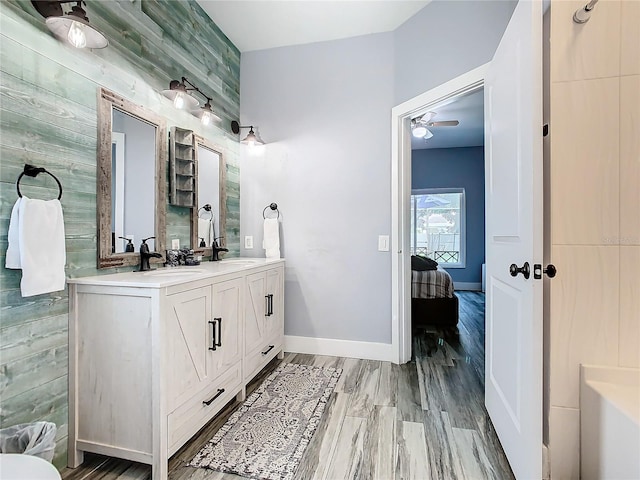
[390,63,488,364]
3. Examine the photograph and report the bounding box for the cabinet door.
[265,267,284,341]
[245,272,267,355]
[165,286,212,412]
[209,278,243,379]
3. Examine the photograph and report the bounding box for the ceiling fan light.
[423,128,434,139]
[412,125,427,138]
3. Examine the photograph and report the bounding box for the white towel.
[198,218,213,246]
[5,197,22,268]
[5,196,66,297]
[263,217,280,259]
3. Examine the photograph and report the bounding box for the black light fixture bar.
[163,76,221,126]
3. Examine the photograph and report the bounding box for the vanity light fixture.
[162,78,200,111]
[231,121,265,146]
[32,0,108,49]
[195,98,222,127]
[162,76,222,126]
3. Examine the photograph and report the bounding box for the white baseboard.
[284,335,394,362]
[454,281,482,291]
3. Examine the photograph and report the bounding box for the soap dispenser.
[118,236,134,252]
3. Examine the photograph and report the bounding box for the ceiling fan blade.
[427,120,459,127]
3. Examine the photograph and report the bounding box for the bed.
[411,265,459,331]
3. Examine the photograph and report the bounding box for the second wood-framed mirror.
[191,135,227,258]
[97,87,167,268]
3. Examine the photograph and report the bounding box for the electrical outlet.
[244,236,254,249]
[378,235,389,252]
[171,239,180,249]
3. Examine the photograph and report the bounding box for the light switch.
[171,239,180,249]
[378,235,389,252]
[244,236,254,249]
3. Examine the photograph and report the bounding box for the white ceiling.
[196,0,430,52]
[411,89,484,150]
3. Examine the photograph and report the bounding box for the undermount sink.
[143,268,205,277]
[219,258,262,265]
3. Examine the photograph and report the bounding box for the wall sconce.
[231,121,265,146]
[32,0,108,49]
[162,76,221,126]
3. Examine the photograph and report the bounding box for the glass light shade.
[196,103,222,126]
[412,125,427,138]
[423,128,434,139]
[67,21,86,48]
[45,16,108,49]
[241,129,265,146]
[174,92,185,109]
[162,85,199,110]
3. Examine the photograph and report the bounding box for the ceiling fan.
[411,111,459,140]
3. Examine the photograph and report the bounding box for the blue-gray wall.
[412,147,485,285]
[394,0,517,104]
[240,0,516,343]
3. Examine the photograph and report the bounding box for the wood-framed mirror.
[97,87,167,269]
[191,135,226,258]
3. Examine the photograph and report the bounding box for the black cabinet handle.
[208,320,216,351]
[268,294,274,316]
[215,317,222,347]
[262,345,275,356]
[202,388,225,406]
[265,295,269,317]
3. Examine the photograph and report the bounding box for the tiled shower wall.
[548,0,639,477]
[0,1,240,468]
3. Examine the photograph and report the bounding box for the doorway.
[391,64,488,365]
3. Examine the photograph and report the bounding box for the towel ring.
[16,164,63,200]
[198,204,214,220]
[263,202,280,219]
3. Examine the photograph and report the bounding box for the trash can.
[0,422,57,462]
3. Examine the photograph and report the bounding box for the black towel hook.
[262,202,280,219]
[16,164,63,200]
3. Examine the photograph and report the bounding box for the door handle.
[265,295,270,317]
[208,320,216,351]
[268,294,273,316]
[509,262,530,279]
[533,263,557,279]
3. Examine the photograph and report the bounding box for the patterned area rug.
[189,362,342,480]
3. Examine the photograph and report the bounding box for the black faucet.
[139,236,163,271]
[211,237,229,261]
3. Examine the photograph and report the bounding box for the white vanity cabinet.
[67,260,284,480]
[244,268,284,381]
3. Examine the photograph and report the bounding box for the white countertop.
[67,258,285,288]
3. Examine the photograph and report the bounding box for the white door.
[484,1,543,478]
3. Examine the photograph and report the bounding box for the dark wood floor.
[61,291,513,480]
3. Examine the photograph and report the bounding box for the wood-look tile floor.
[61,291,513,480]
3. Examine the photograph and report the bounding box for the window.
[410,188,465,268]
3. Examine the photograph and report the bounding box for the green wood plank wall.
[0,0,241,468]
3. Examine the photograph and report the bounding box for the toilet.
[0,454,61,479]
